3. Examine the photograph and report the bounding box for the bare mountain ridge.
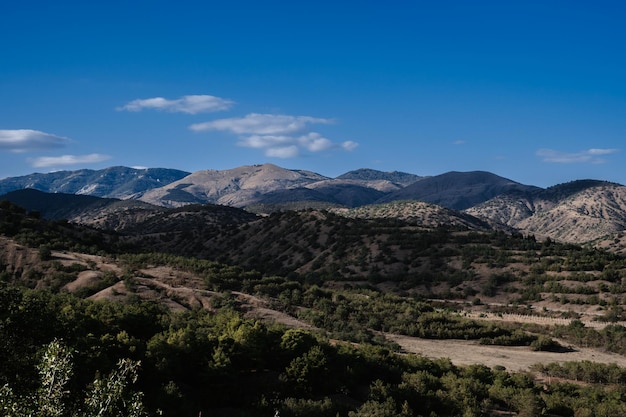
[138,164,330,207]
[466,180,626,243]
[137,163,422,208]
[137,166,534,210]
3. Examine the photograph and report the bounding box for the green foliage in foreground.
[4,285,626,416]
[1,340,146,417]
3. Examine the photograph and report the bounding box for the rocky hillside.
[466,180,626,243]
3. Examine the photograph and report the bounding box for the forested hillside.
[3,198,626,416]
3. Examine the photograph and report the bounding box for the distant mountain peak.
[377,170,539,210]
[0,166,190,200]
[138,164,330,208]
[337,168,423,186]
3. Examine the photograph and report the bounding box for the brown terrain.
[466,183,626,244]
[47,248,626,374]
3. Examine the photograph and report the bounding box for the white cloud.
[191,113,357,159]
[453,140,466,145]
[236,135,293,149]
[537,148,619,164]
[588,148,619,156]
[29,153,111,168]
[190,113,333,135]
[266,145,300,158]
[0,129,70,152]
[118,95,233,114]
[298,132,334,152]
[342,141,358,151]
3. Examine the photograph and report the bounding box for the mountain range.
[0,166,191,199]
[1,163,626,246]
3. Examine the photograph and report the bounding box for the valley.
[3,165,626,416]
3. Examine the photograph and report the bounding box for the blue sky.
[1,1,625,187]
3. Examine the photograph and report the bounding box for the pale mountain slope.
[464,191,544,227]
[138,165,423,208]
[467,181,626,243]
[516,184,626,243]
[139,163,329,207]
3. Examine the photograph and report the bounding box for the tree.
[0,340,148,417]
[82,358,147,417]
[282,345,329,395]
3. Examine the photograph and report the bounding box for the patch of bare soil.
[89,281,132,302]
[51,250,122,273]
[386,333,626,372]
[63,270,102,292]
[233,292,315,329]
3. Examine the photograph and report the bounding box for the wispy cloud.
[29,153,111,168]
[266,146,299,158]
[298,132,334,152]
[190,113,357,158]
[453,140,466,145]
[342,141,359,151]
[236,135,294,149]
[190,113,333,135]
[537,148,619,164]
[0,129,70,152]
[118,95,234,114]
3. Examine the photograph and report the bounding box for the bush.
[531,335,561,351]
